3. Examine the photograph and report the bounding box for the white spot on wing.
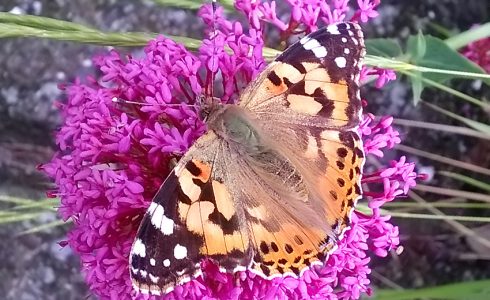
[303,38,321,50]
[150,258,156,266]
[312,46,327,58]
[132,239,146,258]
[335,57,347,68]
[163,259,170,267]
[342,37,347,43]
[300,36,310,44]
[150,289,161,296]
[344,48,350,54]
[140,270,148,278]
[149,203,174,235]
[174,244,188,260]
[149,273,159,283]
[303,38,327,58]
[327,24,340,34]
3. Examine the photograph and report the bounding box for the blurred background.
[0,0,489,299]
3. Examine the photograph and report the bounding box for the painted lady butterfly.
[130,21,366,295]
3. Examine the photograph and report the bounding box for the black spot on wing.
[208,209,240,235]
[260,241,270,254]
[185,160,202,176]
[288,80,306,96]
[290,60,307,74]
[267,71,282,86]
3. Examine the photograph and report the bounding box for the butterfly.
[130,22,366,296]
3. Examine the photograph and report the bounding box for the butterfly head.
[196,94,224,123]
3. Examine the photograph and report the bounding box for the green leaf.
[406,34,489,85]
[410,71,423,104]
[152,0,235,11]
[373,279,490,300]
[407,30,426,61]
[365,38,403,58]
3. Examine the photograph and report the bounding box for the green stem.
[365,55,490,81]
[445,22,490,50]
[0,12,97,31]
[388,211,490,222]
[409,71,488,108]
[384,202,490,209]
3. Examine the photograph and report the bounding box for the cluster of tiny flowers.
[43,1,416,299]
[235,0,380,33]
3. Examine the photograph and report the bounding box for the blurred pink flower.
[461,28,490,73]
[43,1,417,299]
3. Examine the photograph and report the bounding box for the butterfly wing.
[237,22,366,276]
[130,131,252,295]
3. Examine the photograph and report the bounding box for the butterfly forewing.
[130,132,252,295]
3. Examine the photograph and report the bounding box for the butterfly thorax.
[206,104,265,155]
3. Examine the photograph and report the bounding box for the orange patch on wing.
[330,101,349,121]
[304,68,331,83]
[191,160,212,182]
[224,232,247,252]
[266,81,288,95]
[185,202,211,234]
[286,94,323,115]
[177,159,213,203]
[178,170,202,202]
[273,63,303,83]
[322,83,349,102]
[212,181,236,220]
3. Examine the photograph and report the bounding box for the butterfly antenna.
[209,0,218,101]
[112,97,199,108]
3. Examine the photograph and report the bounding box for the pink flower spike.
[43,1,419,299]
[357,0,380,22]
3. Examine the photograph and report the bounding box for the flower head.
[44,1,417,299]
[461,28,490,73]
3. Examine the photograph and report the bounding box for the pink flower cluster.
[235,0,380,33]
[461,31,490,73]
[44,1,415,299]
